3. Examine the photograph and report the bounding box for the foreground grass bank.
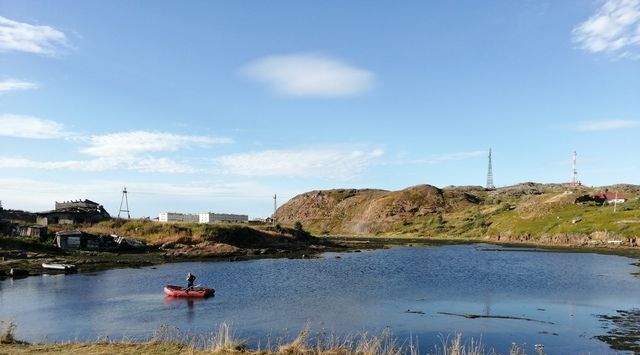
[1,322,547,355]
[1,343,196,355]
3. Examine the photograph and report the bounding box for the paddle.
[186,284,201,292]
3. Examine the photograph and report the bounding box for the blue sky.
[1,0,639,218]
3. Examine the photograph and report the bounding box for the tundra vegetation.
[273,183,640,248]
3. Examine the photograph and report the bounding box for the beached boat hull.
[42,263,76,271]
[164,285,214,298]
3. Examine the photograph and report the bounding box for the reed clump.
[211,322,247,354]
[0,321,18,344]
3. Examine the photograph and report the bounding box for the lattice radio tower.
[118,187,131,219]
[486,148,495,189]
[571,150,580,187]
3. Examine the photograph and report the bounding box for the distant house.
[17,225,47,239]
[55,231,144,251]
[37,199,110,226]
[594,193,626,204]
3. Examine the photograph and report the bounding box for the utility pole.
[118,187,131,219]
[614,191,618,213]
[571,151,579,187]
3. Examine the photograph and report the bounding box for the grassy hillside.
[274,183,640,244]
[40,220,313,250]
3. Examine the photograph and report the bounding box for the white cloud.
[216,147,384,179]
[0,79,38,93]
[576,119,640,131]
[0,157,197,174]
[0,114,66,139]
[427,150,487,164]
[81,131,233,158]
[0,129,232,173]
[572,0,640,58]
[242,53,374,97]
[0,16,68,55]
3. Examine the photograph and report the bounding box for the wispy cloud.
[0,157,198,174]
[242,53,374,97]
[0,127,232,173]
[576,119,640,131]
[425,150,487,164]
[81,131,233,158]
[572,0,640,58]
[216,147,384,179]
[0,16,68,55]
[0,79,38,93]
[0,114,66,139]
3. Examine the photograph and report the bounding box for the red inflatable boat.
[163,285,215,298]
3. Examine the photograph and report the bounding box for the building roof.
[594,193,626,200]
[55,230,84,236]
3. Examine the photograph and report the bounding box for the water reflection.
[163,296,213,322]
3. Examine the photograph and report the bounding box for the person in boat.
[186,272,196,290]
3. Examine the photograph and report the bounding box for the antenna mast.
[272,194,277,225]
[486,148,495,189]
[118,187,131,219]
[571,151,579,186]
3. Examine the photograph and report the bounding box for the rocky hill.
[274,183,640,245]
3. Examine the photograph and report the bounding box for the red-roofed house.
[594,193,626,204]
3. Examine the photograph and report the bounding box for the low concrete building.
[17,225,47,238]
[55,199,101,210]
[158,212,199,223]
[199,212,249,224]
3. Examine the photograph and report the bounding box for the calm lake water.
[1,244,638,354]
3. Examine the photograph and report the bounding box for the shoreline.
[0,244,348,280]
[3,234,640,280]
[327,234,640,259]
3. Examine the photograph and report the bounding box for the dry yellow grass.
[0,342,201,355]
[0,323,539,355]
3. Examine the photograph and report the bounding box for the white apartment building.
[199,212,249,224]
[158,212,199,223]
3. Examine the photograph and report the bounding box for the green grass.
[358,192,640,242]
[488,202,640,239]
